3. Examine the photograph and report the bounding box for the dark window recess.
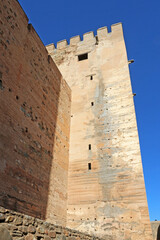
[88,163,91,170]
[89,144,91,150]
[90,75,93,80]
[78,53,88,61]
[91,102,94,106]
[0,80,3,90]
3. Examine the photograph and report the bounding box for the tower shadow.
[157,225,160,240]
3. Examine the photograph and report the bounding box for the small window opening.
[78,53,88,61]
[95,36,99,45]
[91,102,94,106]
[88,163,91,170]
[90,76,93,80]
[16,95,19,100]
[0,80,3,90]
[89,144,91,150]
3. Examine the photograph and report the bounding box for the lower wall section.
[0,206,103,240]
[151,221,160,240]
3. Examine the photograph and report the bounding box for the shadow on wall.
[0,0,70,223]
[157,225,160,240]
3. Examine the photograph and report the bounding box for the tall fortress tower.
[46,23,152,240]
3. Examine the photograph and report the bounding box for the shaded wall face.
[0,0,71,226]
[47,25,153,239]
[151,221,160,240]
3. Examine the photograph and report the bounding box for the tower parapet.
[46,23,123,52]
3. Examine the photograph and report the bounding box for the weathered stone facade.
[0,0,71,226]
[0,206,103,240]
[47,25,153,240]
[0,0,153,239]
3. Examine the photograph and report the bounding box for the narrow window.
[90,75,93,80]
[0,80,3,90]
[91,102,94,106]
[78,53,88,61]
[88,163,91,170]
[89,144,91,150]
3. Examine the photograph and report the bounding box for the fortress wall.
[0,206,103,240]
[0,0,71,225]
[47,24,153,240]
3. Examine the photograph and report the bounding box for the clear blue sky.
[19,0,160,221]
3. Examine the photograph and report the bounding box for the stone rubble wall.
[0,207,103,240]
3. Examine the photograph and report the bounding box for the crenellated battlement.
[46,22,123,51]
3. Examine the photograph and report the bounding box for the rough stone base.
[0,206,103,240]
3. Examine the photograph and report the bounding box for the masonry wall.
[0,206,103,240]
[0,0,71,226]
[47,24,153,240]
[151,221,160,240]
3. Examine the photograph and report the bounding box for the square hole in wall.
[78,53,88,61]
[91,102,94,106]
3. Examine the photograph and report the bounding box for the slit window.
[0,80,3,90]
[88,163,91,170]
[89,144,91,150]
[78,53,88,61]
[91,102,94,106]
[90,76,93,80]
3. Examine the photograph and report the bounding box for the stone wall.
[47,25,153,240]
[0,206,103,240]
[0,0,71,225]
[151,221,160,240]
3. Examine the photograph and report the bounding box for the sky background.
[19,0,160,221]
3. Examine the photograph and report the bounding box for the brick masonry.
[0,0,71,225]
[0,206,103,240]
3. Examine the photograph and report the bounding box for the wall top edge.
[46,22,123,51]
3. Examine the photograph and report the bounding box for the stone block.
[37,226,45,234]
[0,226,12,240]
[0,213,5,222]
[12,230,23,237]
[28,225,36,234]
[56,235,66,240]
[14,217,23,226]
[44,237,51,240]
[25,234,35,240]
[48,231,56,238]
[6,216,15,223]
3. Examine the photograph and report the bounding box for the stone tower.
[46,23,152,240]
